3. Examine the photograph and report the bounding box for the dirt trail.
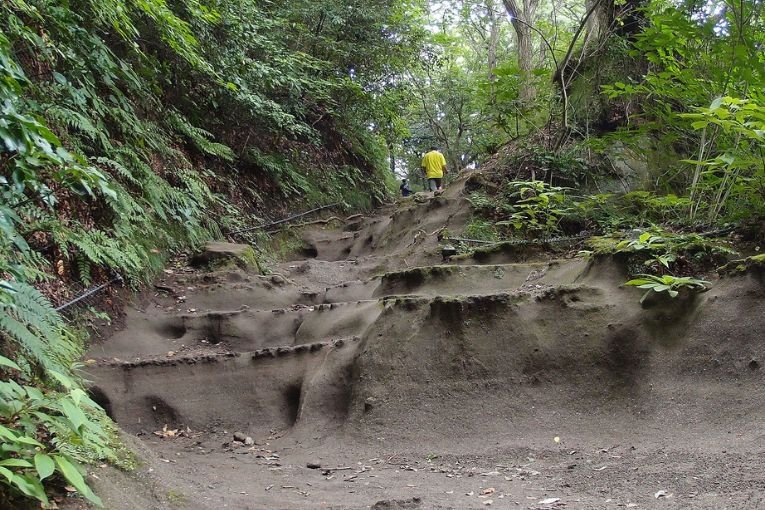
[82,173,765,510]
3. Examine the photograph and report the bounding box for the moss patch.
[718,254,765,276]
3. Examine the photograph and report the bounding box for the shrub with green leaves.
[1,0,427,504]
[495,181,571,236]
[625,274,710,304]
[0,356,112,507]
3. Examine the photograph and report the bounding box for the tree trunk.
[502,0,540,104]
[486,1,501,80]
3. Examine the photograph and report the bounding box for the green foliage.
[596,0,765,228]
[586,228,733,256]
[625,274,710,304]
[1,0,427,506]
[512,145,592,187]
[584,227,736,277]
[574,192,692,229]
[681,97,765,223]
[495,181,571,236]
[463,219,500,242]
[0,282,77,376]
[0,362,122,507]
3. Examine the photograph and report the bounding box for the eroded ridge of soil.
[82,175,765,510]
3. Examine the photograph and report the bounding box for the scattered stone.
[271,274,286,286]
[307,462,322,469]
[371,497,422,509]
[190,242,260,271]
[244,437,255,446]
[654,490,670,499]
[538,497,560,505]
[233,432,247,443]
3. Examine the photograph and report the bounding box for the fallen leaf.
[654,490,670,499]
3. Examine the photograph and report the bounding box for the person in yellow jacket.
[421,146,447,192]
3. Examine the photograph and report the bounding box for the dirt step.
[323,259,588,303]
[89,301,383,358]
[151,269,322,313]
[85,337,362,434]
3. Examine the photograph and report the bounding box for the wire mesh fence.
[52,273,124,320]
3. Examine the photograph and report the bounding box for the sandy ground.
[75,178,765,510]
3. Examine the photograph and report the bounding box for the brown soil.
[74,172,765,510]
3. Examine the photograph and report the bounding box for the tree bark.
[502,0,540,104]
[486,0,501,80]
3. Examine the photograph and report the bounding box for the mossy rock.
[191,242,262,273]
[718,254,765,277]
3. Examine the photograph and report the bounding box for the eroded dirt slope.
[81,173,765,510]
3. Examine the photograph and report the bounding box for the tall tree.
[501,0,541,103]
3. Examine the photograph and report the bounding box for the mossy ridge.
[451,241,552,263]
[718,254,765,277]
[192,243,264,274]
[381,265,459,285]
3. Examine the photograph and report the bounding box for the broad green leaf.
[55,456,103,507]
[61,399,87,432]
[0,458,34,468]
[12,473,49,503]
[24,386,45,401]
[0,465,15,483]
[34,453,55,480]
[70,388,87,406]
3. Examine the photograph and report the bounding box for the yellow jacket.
[422,150,447,179]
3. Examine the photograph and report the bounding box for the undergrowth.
[1,0,410,505]
[462,173,740,296]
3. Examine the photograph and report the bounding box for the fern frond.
[167,111,235,161]
[0,283,77,375]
